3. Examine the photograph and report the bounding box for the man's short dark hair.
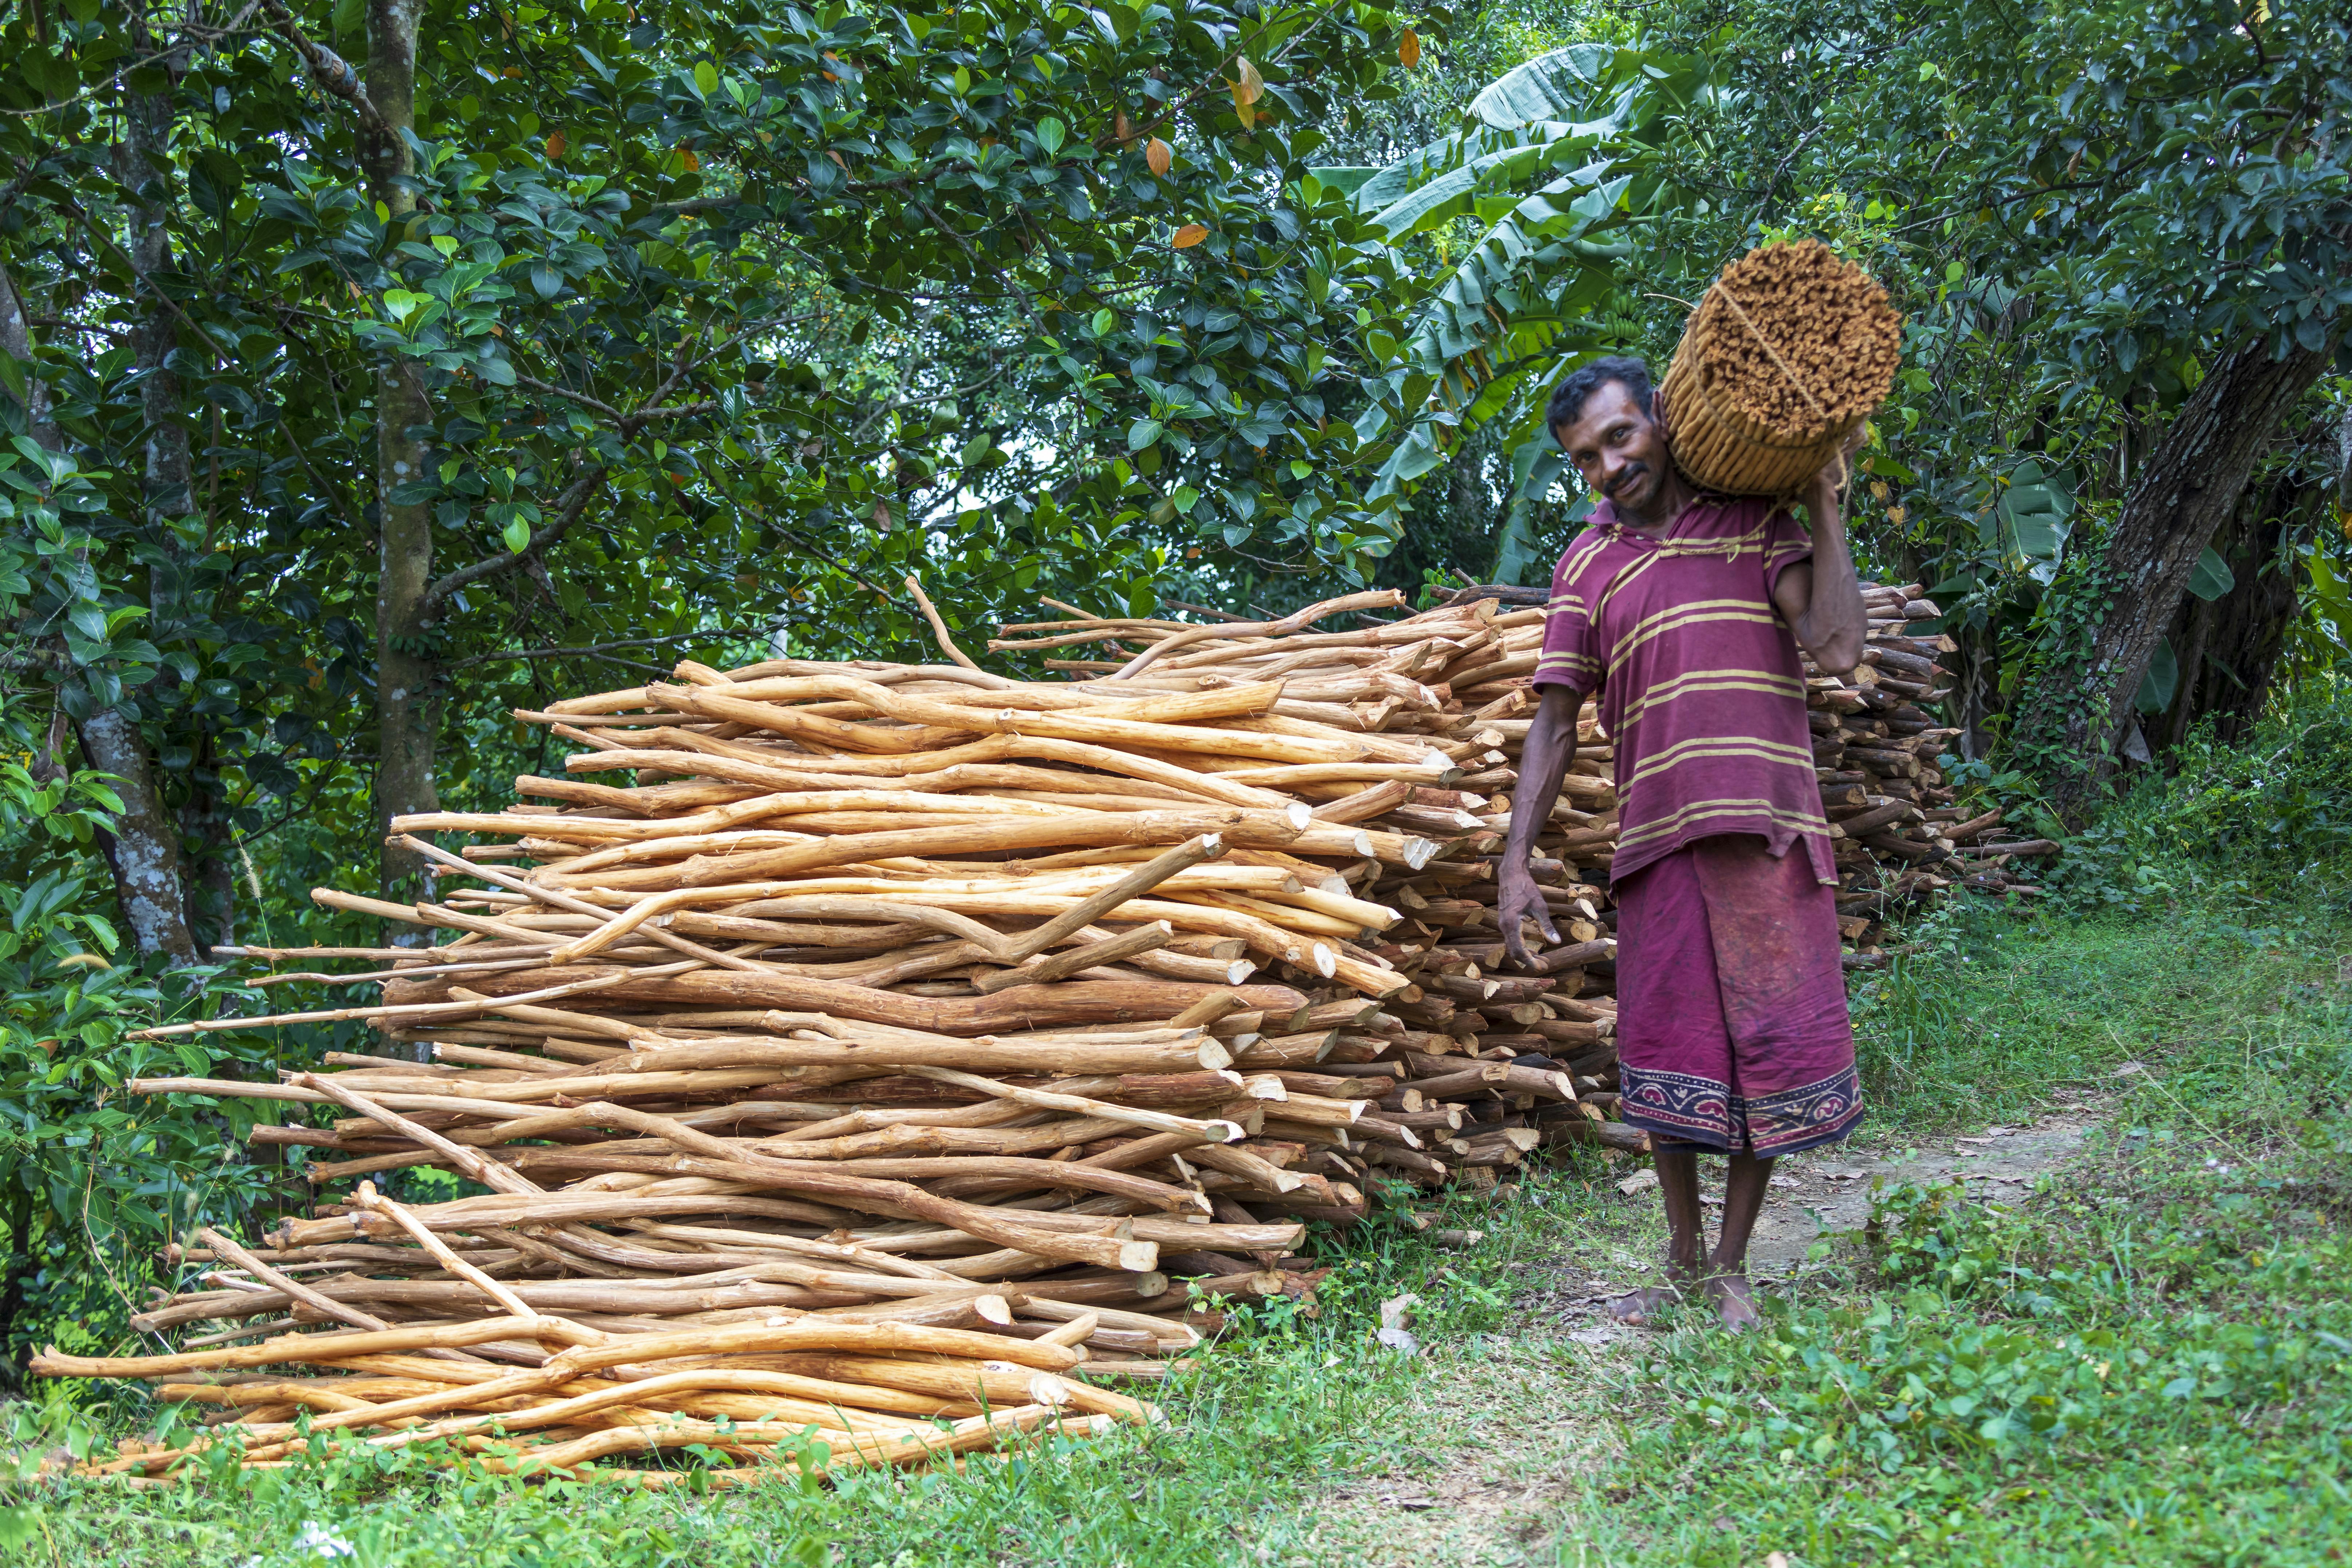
[1546,355,1655,439]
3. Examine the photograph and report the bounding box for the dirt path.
[1295,1098,2110,1568]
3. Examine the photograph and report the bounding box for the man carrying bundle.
[1498,355,1868,1331]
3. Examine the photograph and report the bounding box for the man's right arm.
[1498,684,1582,967]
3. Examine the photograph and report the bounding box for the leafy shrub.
[0,728,283,1382]
[1864,1180,2035,1296]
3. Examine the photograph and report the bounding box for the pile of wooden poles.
[37,579,2043,1485]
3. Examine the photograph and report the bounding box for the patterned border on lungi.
[1620,1061,1864,1157]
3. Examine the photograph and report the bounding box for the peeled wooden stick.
[126,960,698,1041]
[1105,589,1405,678]
[391,834,764,973]
[1307,779,1413,823]
[28,1316,587,1380]
[905,575,986,672]
[487,1100,1167,1272]
[1037,1312,1101,1349]
[191,1227,394,1337]
[294,1073,545,1197]
[999,834,1226,964]
[347,1183,581,1334]
[899,1065,1244,1144]
[972,921,1174,994]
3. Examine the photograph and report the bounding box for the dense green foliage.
[0,728,296,1375]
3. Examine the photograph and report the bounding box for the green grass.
[7,882,2350,1567]
[1556,882,2352,1567]
[1849,882,2351,1136]
[1564,1129,2352,1566]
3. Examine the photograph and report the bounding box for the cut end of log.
[1195,1038,1235,1071]
[1116,1240,1161,1274]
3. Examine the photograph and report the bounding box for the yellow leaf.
[1115,108,1135,144]
[1400,29,1421,68]
[545,131,567,158]
[1171,223,1209,249]
[1232,55,1263,107]
[1146,137,1172,177]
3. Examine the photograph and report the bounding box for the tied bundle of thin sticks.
[40,582,2035,1482]
[1659,239,1904,496]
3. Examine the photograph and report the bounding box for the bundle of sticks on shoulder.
[43,579,2050,1486]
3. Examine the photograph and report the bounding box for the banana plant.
[1318,43,1717,580]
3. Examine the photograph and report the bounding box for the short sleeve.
[1761,506,1814,601]
[1531,538,1603,697]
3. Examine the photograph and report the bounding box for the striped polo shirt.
[1531,495,1836,887]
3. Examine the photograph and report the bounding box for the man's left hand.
[1808,421,1870,504]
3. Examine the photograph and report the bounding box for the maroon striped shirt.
[1530,495,1835,886]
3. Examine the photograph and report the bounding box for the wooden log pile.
[36,579,2048,1483]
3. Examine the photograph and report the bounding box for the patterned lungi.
[1613,833,1863,1156]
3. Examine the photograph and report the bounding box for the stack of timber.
[38,583,2046,1482]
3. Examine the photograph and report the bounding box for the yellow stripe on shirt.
[1607,604,1782,675]
[1614,668,1808,733]
[1614,798,1830,852]
[1624,735,1820,791]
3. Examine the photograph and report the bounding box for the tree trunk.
[365,0,442,918]
[1952,625,1999,761]
[2014,340,2327,823]
[181,733,238,958]
[76,707,198,962]
[2155,465,2331,752]
[74,27,203,966]
[0,260,51,441]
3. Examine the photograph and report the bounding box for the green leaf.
[2187,546,2235,602]
[1306,166,1378,195]
[503,515,532,553]
[1034,117,1066,158]
[1467,44,1615,127]
[0,1504,42,1552]
[2134,637,2178,715]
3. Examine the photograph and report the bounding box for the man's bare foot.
[1605,1283,1686,1327]
[1701,1272,1761,1331]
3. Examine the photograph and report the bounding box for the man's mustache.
[1602,463,1650,499]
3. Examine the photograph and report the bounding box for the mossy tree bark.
[2015,340,2327,823]
[363,0,441,922]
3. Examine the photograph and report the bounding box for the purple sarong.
[1613,832,1862,1156]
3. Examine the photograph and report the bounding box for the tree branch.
[254,0,388,139]
[418,462,609,619]
[446,632,755,670]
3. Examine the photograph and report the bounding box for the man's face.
[1554,380,1668,517]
